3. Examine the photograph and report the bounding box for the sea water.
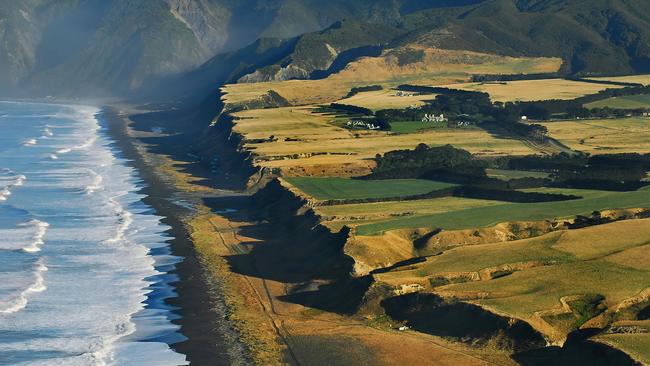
[0,101,188,365]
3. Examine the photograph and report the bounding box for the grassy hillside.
[402,0,650,75]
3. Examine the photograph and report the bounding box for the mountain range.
[1,0,649,98]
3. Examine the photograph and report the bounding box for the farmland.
[336,89,435,111]
[230,106,538,177]
[587,74,650,86]
[444,79,622,102]
[540,117,650,154]
[283,177,454,201]
[585,94,650,109]
[355,186,650,235]
[218,48,650,364]
[222,47,561,107]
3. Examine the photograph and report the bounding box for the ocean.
[0,101,188,365]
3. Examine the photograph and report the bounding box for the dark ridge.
[400,0,487,15]
[370,257,428,274]
[310,45,384,80]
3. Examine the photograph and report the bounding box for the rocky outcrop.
[238,64,311,83]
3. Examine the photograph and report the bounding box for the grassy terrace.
[540,117,650,154]
[285,177,454,201]
[587,74,650,86]
[336,89,436,111]
[355,186,650,235]
[585,94,650,109]
[444,79,621,102]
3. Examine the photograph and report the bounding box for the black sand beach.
[102,106,251,365]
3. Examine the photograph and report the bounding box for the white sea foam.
[0,102,188,365]
[0,173,26,201]
[22,138,38,146]
[85,169,104,194]
[0,259,48,314]
[22,220,50,253]
[42,127,54,137]
[104,198,134,246]
[53,134,98,157]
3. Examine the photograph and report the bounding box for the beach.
[102,105,252,365]
[101,103,521,366]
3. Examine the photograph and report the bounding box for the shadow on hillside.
[202,181,372,315]
[512,328,640,366]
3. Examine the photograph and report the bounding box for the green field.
[486,169,551,180]
[285,177,455,200]
[356,186,650,235]
[585,94,650,109]
[389,121,442,134]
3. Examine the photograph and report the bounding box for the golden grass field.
[587,74,650,85]
[336,89,436,111]
[540,117,650,154]
[445,79,622,102]
[222,47,561,106]
[231,106,538,176]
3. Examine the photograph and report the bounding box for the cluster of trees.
[471,74,642,88]
[513,84,650,119]
[329,103,374,116]
[345,85,383,98]
[370,144,487,180]
[471,73,563,82]
[370,144,650,194]
[503,153,650,191]
[338,82,650,140]
[367,144,580,202]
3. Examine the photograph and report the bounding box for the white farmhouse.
[422,114,447,123]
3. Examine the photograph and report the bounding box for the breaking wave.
[22,220,50,253]
[0,171,26,202]
[22,138,37,146]
[0,259,48,314]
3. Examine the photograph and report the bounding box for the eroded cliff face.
[0,1,42,90]
[165,0,230,55]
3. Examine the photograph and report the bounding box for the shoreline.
[101,105,252,365]
[99,99,645,366]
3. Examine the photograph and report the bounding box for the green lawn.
[356,186,650,235]
[285,177,455,201]
[585,94,650,109]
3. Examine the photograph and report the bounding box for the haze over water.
[0,101,188,365]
